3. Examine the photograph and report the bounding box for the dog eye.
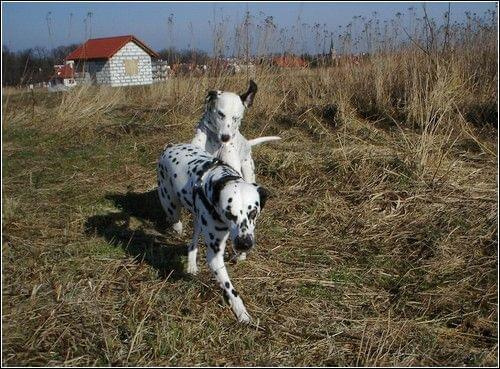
[217,110,225,118]
[248,209,257,220]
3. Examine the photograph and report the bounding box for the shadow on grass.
[84,189,188,281]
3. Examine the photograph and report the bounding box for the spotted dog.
[191,80,281,183]
[157,143,269,323]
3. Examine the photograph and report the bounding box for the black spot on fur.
[228,197,232,203]
[209,233,214,240]
[225,282,230,289]
[215,226,228,232]
[201,215,207,226]
[240,219,248,229]
[212,175,241,205]
[174,173,177,178]
[184,198,192,207]
[225,211,237,222]
[223,289,230,304]
[210,242,220,253]
[231,289,239,297]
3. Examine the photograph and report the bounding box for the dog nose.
[234,235,254,251]
[220,134,231,143]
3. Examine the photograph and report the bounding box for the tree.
[2,43,80,86]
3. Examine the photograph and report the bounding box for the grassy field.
[2,50,498,366]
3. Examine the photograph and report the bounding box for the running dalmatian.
[192,79,281,183]
[157,143,269,323]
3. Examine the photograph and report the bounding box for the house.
[64,35,160,87]
[48,63,76,91]
[272,55,308,68]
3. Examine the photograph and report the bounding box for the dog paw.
[172,221,183,235]
[186,264,198,275]
[237,253,247,261]
[231,299,251,323]
[237,311,252,324]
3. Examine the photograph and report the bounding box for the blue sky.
[2,1,497,54]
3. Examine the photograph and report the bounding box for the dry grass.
[2,40,498,366]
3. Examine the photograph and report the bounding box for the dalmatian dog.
[157,143,269,323]
[191,79,281,183]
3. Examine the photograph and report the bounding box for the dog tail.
[248,136,282,147]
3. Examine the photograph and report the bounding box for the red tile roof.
[65,35,159,60]
[53,64,75,79]
[273,55,308,68]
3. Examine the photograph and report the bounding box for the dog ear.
[256,185,270,210]
[240,80,258,108]
[205,90,218,107]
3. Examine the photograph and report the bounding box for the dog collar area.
[193,186,223,223]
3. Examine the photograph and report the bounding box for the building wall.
[63,78,76,87]
[88,60,112,84]
[73,59,112,85]
[109,42,153,87]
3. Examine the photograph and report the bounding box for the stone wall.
[89,60,112,84]
[73,59,112,85]
[109,42,153,87]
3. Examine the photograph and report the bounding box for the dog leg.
[157,182,182,235]
[206,237,251,323]
[240,155,256,183]
[186,219,201,275]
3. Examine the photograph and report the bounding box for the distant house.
[64,35,160,87]
[48,63,76,91]
[272,55,308,68]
